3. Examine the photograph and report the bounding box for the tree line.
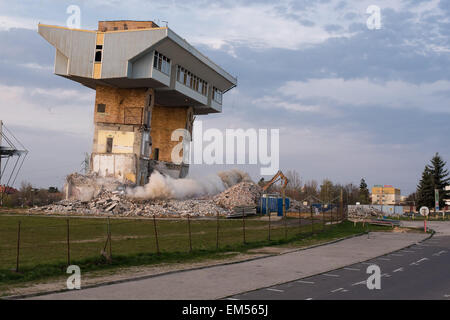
[259,170,371,205]
[414,152,449,210]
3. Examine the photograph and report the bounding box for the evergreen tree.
[358,178,370,204]
[416,165,435,210]
[429,152,450,208]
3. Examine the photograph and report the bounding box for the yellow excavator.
[262,170,289,216]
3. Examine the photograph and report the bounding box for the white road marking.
[227,298,239,300]
[342,289,349,292]
[343,267,360,271]
[297,280,315,284]
[331,288,344,293]
[305,298,313,300]
[323,273,340,277]
[393,267,404,273]
[433,250,447,256]
[389,254,403,257]
[381,273,391,278]
[352,280,366,286]
[361,262,373,265]
[378,258,391,261]
[410,257,429,266]
[266,288,284,292]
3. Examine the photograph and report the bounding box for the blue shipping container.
[260,197,290,216]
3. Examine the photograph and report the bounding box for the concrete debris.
[30,188,232,217]
[30,172,264,218]
[287,199,309,212]
[65,172,125,202]
[347,205,383,218]
[213,182,262,210]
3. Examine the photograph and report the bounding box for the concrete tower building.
[38,20,237,185]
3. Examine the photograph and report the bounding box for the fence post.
[310,206,314,234]
[330,206,333,225]
[268,206,271,241]
[298,211,301,235]
[242,208,246,244]
[153,215,160,255]
[322,207,325,231]
[66,219,70,266]
[16,221,21,273]
[107,217,112,260]
[187,214,192,253]
[216,211,219,250]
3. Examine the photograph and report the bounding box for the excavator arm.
[262,170,289,192]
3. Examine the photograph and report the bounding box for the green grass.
[0,214,390,285]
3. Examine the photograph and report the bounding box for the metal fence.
[0,207,347,273]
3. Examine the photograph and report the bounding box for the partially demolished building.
[38,20,237,185]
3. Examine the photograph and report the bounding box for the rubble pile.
[287,199,309,212]
[29,171,265,218]
[30,189,231,217]
[213,182,262,209]
[347,206,383,218]
[65,172,125,202]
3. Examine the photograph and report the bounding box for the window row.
[176,66,208,96]
[153,51,171,75]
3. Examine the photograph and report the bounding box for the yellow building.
[372,185,401,205]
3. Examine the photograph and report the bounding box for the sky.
[0,0,449,195]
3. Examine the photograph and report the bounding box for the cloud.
[0,84,94,136]
[0,15,38,30]
[276,78,450,114]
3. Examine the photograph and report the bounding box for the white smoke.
[126,169,252,200]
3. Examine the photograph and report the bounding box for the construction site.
[15,20,334,220]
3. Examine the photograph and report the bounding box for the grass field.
[0,213,389,285]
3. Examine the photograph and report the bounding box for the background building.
[371,185,401,205]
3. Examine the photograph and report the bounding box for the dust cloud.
[126,169,252,200]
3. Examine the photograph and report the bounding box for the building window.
[97,103,106,113]
[153,51,171,75]
[213,87,222,104]
[95,45,103,63]
[176,65,208,96]
[106,137,113,153]
[95,51,102,62]
[153,148,159,161]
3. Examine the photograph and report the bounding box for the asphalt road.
[228,235,450,300]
